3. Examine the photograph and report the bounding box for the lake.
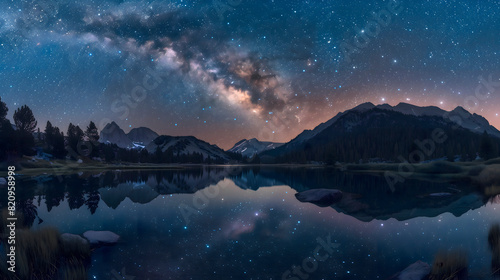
[2,166,499,279]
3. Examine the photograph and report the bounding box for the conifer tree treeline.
[0,98,38,159]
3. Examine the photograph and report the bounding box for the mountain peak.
[102,121,123,134]
[128,127,159,144]
[352,102,375,111]
[99,122,131,148]
[452,106,470,114]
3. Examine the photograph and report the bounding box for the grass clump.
[0,212,91,280]
[429,250,468,280]
[489,224,500,277]
[16,227,61,279]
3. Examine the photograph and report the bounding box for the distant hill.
[228,138,283,157]
[261,104,500,163]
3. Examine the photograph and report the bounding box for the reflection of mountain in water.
[100,183,159,209]
[332,192,484,222]
[99,167,235,208]
[3,167,496,223]
[230,168,286,190]
[231,167,487,222]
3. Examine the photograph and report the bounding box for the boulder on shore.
[83,230,120,245]
[61,233,89,246]
[295,189,343,207]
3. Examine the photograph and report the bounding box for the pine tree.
[52,128,66,158]
[44,121,54,149]
[85,121,99,143]
[0,96,7,121]
[85,121,100,158]
[66,123,84,158]
[13,105,37,155]
[0,97,13,160]
[13,105,37,134]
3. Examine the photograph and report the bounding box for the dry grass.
[429,250,468,280]
[489,224,500,277]
[0,212,91,280]
[489,224,500,251]
[16,228,61,279]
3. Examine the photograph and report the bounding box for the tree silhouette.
[66,123,84,158]
[85,121,100,157]
[44,121,66,158]
[0,96,7,121]
[85,191,100,214]
[13,105,37,155]
[52,127,66,158]
[0,97,13,160]
[44,121,54,147]
[13,105,37,134]
[85,121,99,143]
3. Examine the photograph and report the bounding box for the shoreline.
[1,156,499,181]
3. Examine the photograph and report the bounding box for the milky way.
[1,0,500,149]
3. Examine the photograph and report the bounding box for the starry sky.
[1,0,500,149]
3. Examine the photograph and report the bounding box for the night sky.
[1,0,499,149]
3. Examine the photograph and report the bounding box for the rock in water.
[83,230,120,245]
[429,192,452,197]
[396,260,431,280]
[295,189,343,207]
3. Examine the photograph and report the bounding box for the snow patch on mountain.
[228,138,284,157]
[99,122,160,148]
[146,135,229,160]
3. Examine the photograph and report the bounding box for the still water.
[3,166,499,279]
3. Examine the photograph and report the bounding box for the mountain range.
[99,103,500,163]
[279,102,500,150]
[259,102,500,163]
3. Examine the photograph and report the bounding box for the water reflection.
[1,166,500,279]
[1,166,496,223]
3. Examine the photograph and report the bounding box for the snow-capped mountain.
[99,122,160,148]
[99,122,132,148]
[228,138,284,157]
[146,135,229,161]
[127,127,159,145]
